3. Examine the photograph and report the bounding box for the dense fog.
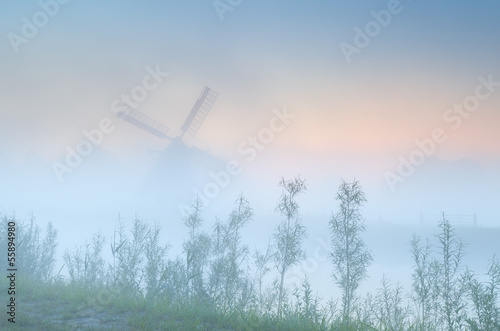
[1,1,499,329]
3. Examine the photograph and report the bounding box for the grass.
[0,276,345,330]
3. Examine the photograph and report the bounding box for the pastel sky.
[0,0,499,234]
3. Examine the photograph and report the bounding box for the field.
[1,184,499,330]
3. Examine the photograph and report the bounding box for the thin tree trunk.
[278,265,286,316]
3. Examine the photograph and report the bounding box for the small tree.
[39,222,58,282]
[208,194,253,311]
[373,275,410,331]
[329,179,372,324]
[466,256,500,330]
[410,234,440,329]
[111,217,149,297]
[183,196,211,301]
[436,213,469,330]
[272,176,308,316]
[144,222,170,299]
[17,215,41,277]
[253,242,272,307]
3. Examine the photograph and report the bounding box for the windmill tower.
[116,86,224,208]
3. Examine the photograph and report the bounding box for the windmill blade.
[180,86,219,138]
[116,104,170,139]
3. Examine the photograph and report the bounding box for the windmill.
[116,86,224,205]
[116,85,218,143]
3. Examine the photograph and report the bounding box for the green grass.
[0,276,345,330]
[0,275,381,330]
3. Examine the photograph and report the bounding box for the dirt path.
[4,298,133,330]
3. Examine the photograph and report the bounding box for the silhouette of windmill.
[116,86,223,202]
[117,85,218,142]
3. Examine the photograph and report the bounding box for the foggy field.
[1,182,499,330]
[2,1,500,330]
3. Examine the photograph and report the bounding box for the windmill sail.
[117,104,169,139]
[180,86,219,138]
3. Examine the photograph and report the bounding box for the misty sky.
[0,0,499,269]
